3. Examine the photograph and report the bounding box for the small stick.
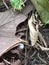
[37,43,49,51]
[3,59,11,65]
[45,51,49,58]
[25,46,27,65]
[38,53,47,64]
[30,51,37,57]
[16,28,27,34]
[38,31,47,47]
[2,0,9,9]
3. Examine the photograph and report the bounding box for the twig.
[45,51,49,58]
[25,46,27,65]
[38,31,47,47]
[2,0,9,9]
[30,51,37,58]
[38,53,47,64]
[3,59,11,65]
[37,43,49,51]
[16,28,27,34]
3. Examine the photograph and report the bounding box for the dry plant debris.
[0,1,49,65]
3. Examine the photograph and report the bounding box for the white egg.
[19,43,24,49]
